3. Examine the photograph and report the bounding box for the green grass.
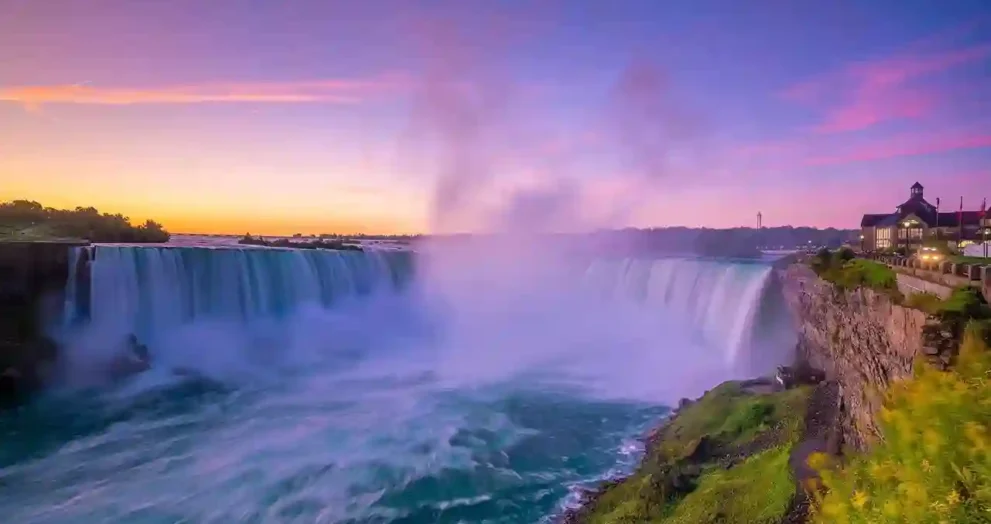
[819,258,899,296]
[907,286,991,317]
[582,384,811,524]
[0,223,81,242]
[653,383,807,462]
[939,286,990,317]
[663,445,795,524]
[904,291,945,314]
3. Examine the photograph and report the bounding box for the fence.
[867,253,991,298]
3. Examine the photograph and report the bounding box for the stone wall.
[779,264,928,451]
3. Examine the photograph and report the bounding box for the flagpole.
[959,196,964,252]
[984,197,988,259]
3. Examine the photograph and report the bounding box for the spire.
[911,182,923,198]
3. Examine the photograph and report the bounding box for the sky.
[1,0,990,235]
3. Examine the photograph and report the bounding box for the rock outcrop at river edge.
[563,374,840,524]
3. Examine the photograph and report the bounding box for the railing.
[865,253,991,292]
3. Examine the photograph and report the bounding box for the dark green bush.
[0,200,169,243]
[836,246,856,263]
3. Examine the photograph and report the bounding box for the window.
[897,227,923,240]
[876,228,891,250]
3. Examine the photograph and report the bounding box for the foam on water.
[0,244,793,523]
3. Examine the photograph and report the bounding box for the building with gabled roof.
[860,182,987,252]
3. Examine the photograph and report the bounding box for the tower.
[911,181,923,198]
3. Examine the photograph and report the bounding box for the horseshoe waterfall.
[0,244,795,524]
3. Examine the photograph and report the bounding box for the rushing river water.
[0,244,793,523]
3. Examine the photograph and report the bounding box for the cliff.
[779,263,930,451]
[0,240,85,404]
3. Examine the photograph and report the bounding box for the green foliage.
[811,322,991,523]
[810,248,833,273]
[904,292,945,314]
[836,246,856,263]
[238,234,362,251]
[904,287,991,323]
[0,200,169,243]
[664,445,795,524]
[653,384,807,462]
[718,397,775,438]
[809,249,898,295]
[940,286,991,319]
[817,258,899,298]
[583,384,811,523]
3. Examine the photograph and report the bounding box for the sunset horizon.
[2,1,989,235]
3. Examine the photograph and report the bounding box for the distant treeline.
[571,226,858,258]
[314,233,419,242]
[417,226,857,258]
[0,200,170,243]
[238,234,363,251]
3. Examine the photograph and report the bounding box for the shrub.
[904,292,944,314]
[810,248,833,273]
[940,287,991,319]
[0,200,170,243]
[819,259,898,299]
[811,321,991,523]
[836,246,856,263]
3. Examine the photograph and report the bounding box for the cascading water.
[0,243,794,524]
[582,257,778,371]
[64,246,413,337]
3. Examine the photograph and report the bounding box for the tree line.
[0,200,170,243]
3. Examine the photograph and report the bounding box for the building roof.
[860,213,889,227]
[935,211,984,228]
[861,182,987,230]
[861,210,984,228]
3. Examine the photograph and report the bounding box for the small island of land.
[238,234,363,251]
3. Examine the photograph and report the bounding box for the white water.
[2,244,795,523]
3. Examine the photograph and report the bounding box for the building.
[860,182,987,252]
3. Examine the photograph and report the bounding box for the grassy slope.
[819,259,898,295]
[581,382,811,524]
[665,445,794,523]
[0,223,80,241]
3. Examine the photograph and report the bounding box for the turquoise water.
[0,246,787,523]
[0,366,665,523]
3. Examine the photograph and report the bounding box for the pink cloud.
[806,130,991,166]
[783,41,991,133]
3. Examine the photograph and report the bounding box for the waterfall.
[64,246,413,342]
[581,257,780,368]
[60,246,788,387]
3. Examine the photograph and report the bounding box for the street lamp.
[902,220,912,255]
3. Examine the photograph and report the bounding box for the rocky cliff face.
[0,241,86,404]
[780,264,927,451]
